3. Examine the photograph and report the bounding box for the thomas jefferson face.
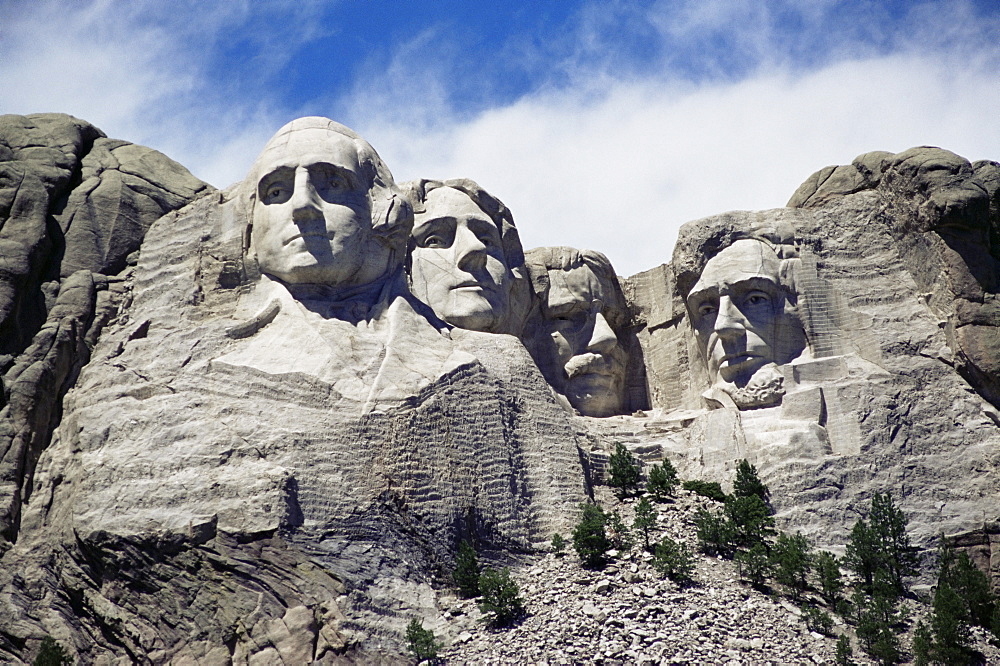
[687,239,789,387]
[249,127,391,287]
[539,264,626,417]
[409,186,513,332]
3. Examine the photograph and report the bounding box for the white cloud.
[3,0,999,278]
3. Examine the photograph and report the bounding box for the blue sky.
[3,0,999,276]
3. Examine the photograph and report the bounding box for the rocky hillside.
[440,487,1000,665]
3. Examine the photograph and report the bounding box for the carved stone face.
[537,264,626,417]
[409,186,513,332]
[249,127,392,287]
[686,239,796,388]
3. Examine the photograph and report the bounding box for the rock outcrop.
[0,115,999,664]
[0,113,211,551]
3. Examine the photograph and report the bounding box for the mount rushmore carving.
[0,112,999,662]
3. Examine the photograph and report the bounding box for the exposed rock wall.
[0,113,211,550]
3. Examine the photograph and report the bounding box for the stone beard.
[685,238,806,409]
[525,247,628,418]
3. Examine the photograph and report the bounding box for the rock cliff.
[0,114,998,664]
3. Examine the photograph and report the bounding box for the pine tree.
[733,459,771,511]
[736,542,771,588]
[33,637,71,666]
[869,492,919,594]
[693,507,735,557]
[844,492,918,598]
[633,496,657,552]
[646,460,678,501]
[573,503,610,568]
[405,618,441,663]
[550,532,567,557]
[835,634,854,666]
[607,443,640,498]
[725,494,775,550]
[478,567,524,627]
[815,550,844,603]
[682,479,728,502]
[772,531,812,598]
[607,510,634,552]
[452,539,481,598]
[653,536,695,584]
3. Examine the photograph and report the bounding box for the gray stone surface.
[1,115,1000,663]
[0,113,211,552]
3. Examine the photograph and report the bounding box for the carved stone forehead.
[690,239,781,296]
[248,117,368,183]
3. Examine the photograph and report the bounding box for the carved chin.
[440,291,505,332]
[565,375,622,417]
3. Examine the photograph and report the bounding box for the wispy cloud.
[2,0,998,276]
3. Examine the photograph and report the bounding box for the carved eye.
[744,291,771,307]
[264,185,284,203]
[423,235,448,249]
[698,303,717,317]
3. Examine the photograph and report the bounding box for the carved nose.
[587,311,618,354]
[714,296,747,340]
[290,170,323,223]
[455,226,487,271]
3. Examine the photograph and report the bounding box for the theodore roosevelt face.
[248,126,392,287]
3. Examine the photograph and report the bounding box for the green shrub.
[853,587,904,664]
[646,461,678,500]
[452,539,481,598]
[607,443,640,498]
[405,618,441,663]
[550,532,567,557]
[478,567,524,627]
[802,604,834,636]
[682,479,727,502]
[632,497,657,552]
[912,620,932,666]
[653,536,695,584]
[573,503,610,568]
[33,637,71,666]
[772,531,812,597]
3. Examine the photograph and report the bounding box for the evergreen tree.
[869,492,919,594]
[33,637,71,666]
[550,532,567,557]
[736,542,771,588]
[834,634,854,666]
[772,531,812,597]
[815,550,844,603]
[405,618,441,663]
[573,503,610,568]
[920,544,998,663]
[733,459,771,511]
[452,539,481,598]
[912,620,932,666]
[844,492,918,598]
[682,479,728,502]
[632,496,657,552]
[853,586,905,665]
[607,510,634,552]
[653,536,695,584]
[725,494,775,550]
[693,507,735,557]
[607,443,640,498]
[478,567,524,627]
[646,460,679,501]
